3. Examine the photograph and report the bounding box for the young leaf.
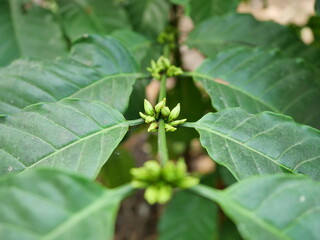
[193,47,320,128]
[0,0,67,66]
[125,0,170,39]
[188,13,320,66]
[0,168,133,240]
[58,0,131,40]
[159,190,219,240]
[187,108,320,181]
[0,99,130,178]
[0,35,141,115]
[192,175,320,240]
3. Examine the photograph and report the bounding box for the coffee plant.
[0,0,319,239]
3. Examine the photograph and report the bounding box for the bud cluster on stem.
[139,98,187,132]
[131,159,199,204]
[147,56,183,80]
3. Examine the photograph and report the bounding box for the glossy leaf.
[189,0,239,24]
[188,108,320,181]
[58,0,130,40]
[193,47,320,128]
[159,190,218,240]
[125,0,170,38]
[111,30,152,68]
[0,168,133,240]
[0,99,130,178]
[0,0,67,66]
[192,175,320,240]
[188,13,320,66]
[0,35,140,115]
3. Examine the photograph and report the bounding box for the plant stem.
[158,74,167,102]
[158,74,169,165]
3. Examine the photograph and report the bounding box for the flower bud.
[151,60,157,70]
[175,158,187,179]
[144,99,154,116]
[145,116,156,123]
[177,176,199,189]
[162,161,176,182]
[155,98,166,113]
[161,106,170,117]
[168,103,180,122]
[131,180,148,189]
[144,160,161,178]
[165,123,177,132]
[148,122,158,132]
[170,118,187,126]
[144,186,159,204]
[139,112,148,120]
[157,185,173,204]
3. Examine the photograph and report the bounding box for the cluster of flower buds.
[130,159,199,204]
[157,26,177,50]
[139,98,187,132]
[147,56,183,80]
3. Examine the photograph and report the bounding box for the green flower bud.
[177,176,199,189]
[162,161,176,182]
[145,116,156,123]
[155,98,166,113]
[139,112,148,120]
[144,99,154,116]
[157,185,173,204]
[131,180,148,189]
[162,57,171,68]
[174,67,183,76]
[148,122,158,132]
[152,72,161,80]
[170,118,187,126]
[130,168,151,181]
[161,106,170,117]
[144,186,159,204]
[144,160,161,178]
[168,103,180,122]
[165,123,177,132]
[175,158,187,179]
[151,60,157,70]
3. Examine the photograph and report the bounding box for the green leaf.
[58,0,130,40]
[159,190,219,240]
[189,0,240,24]
[187,108,320,181]
[0,35,141,115]
[99,146,135,188]
[125,0,170,39]
[193,47,320,129]
[316,0,320,15]
[192,174,320,240]
[0,168,133,240]
[0,0,68,66]
[188,13,320,66]
[0,99,130,178]
[111,29,152,69]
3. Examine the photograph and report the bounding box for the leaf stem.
[158,74,169,165]
[189,184,222,203]
[126,119,145,126]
